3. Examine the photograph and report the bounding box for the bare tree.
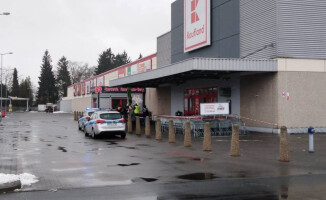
[68,61,95,84]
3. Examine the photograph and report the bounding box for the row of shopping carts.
[159,115,247,137]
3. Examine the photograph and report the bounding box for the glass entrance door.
[184,87,218,116]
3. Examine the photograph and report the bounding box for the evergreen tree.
[19,77,33,106]
[37,50,58,104]
[56,56,72,98]
[10,68,19,97]
[94,48,115,75]
[114,51,131,68]
[138,53,143,60]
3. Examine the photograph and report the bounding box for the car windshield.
[88,112,94,116]
[100,113,122,120]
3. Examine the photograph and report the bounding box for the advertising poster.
[131,64,137,75]
[126,67,131,76]
[91,79,96,88]
[85,81,90,94]
[138,60,151,73]
[97,77,104,86]
[118,68,126,78]
[200,103,229,115]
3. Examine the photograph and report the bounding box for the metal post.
[309,134,314,153]
[308,127,315,153]
[26,100,29,112]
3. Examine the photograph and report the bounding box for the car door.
[86,113,96,133]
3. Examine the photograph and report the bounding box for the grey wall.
[170,74,240,116]
[171,0,240,64]
[157,32,172,68]
[240,0,277,59]
[59,100,72,112]
[277,0,326,59]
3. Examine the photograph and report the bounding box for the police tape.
[239,116,281,128]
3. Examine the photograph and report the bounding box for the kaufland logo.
[191,0,200,24]
[184,0,211,52]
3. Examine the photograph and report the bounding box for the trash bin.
[1,110,6,117]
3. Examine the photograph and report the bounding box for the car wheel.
[121,132,126,139]
[78,123,81,131]
[84,126,88,137]
[91,129,97,139]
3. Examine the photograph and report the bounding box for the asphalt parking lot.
[1,112,326,199]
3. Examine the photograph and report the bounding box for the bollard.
[74,111,76,120]
[203,122,212,151]
[155,119,162,140]
[168,120,176,143]
[230,124,240,157]
[74,111,77,121]
[136,116,141,135]
[280,126,290,162]
[128,115,133,133]
[145,116,151,137]
[184,121,192,147]
[308,127,315,153]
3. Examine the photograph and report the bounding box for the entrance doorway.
[184,87,218,116]
[112,98,127,109]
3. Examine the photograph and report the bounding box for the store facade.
[109,0,326,133]
[61,54,156,112]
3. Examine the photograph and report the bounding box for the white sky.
[0,0,174,86]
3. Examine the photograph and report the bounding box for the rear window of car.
[100,113,122,120]
[88,112,94,116]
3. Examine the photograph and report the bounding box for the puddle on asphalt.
[132,177,158,183]
[25,131,31,133]
[106,141,118,145]
[177,173,217,180]
[47,144,52,146]
[140,178,158,182]
[58,146,67,152]
[118,146,137,150]
[117,163,140,167]
[135,144,152,147]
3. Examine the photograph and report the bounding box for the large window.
[184,87,218,116]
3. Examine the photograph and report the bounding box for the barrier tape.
[239,116,281,128]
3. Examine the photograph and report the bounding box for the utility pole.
[0,53,13,121]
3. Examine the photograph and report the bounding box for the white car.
[78,110,96,131]
[84,111,126,139]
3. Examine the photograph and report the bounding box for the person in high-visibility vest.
[134,104,140,116]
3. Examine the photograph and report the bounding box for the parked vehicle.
[78,110,97,131]
[84,111,126,139]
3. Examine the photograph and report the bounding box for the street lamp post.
[3,68,14,112]
[0,53,13,121]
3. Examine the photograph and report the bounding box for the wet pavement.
[1,112,326,199]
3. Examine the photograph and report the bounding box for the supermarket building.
[63,0,326,133]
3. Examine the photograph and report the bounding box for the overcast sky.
[0,0,174,87]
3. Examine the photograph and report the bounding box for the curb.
[0,180,21,193]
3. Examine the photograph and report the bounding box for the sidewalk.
[127,123,326,180]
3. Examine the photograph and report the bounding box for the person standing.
[142,105,149,125]
[134,104,140,116]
